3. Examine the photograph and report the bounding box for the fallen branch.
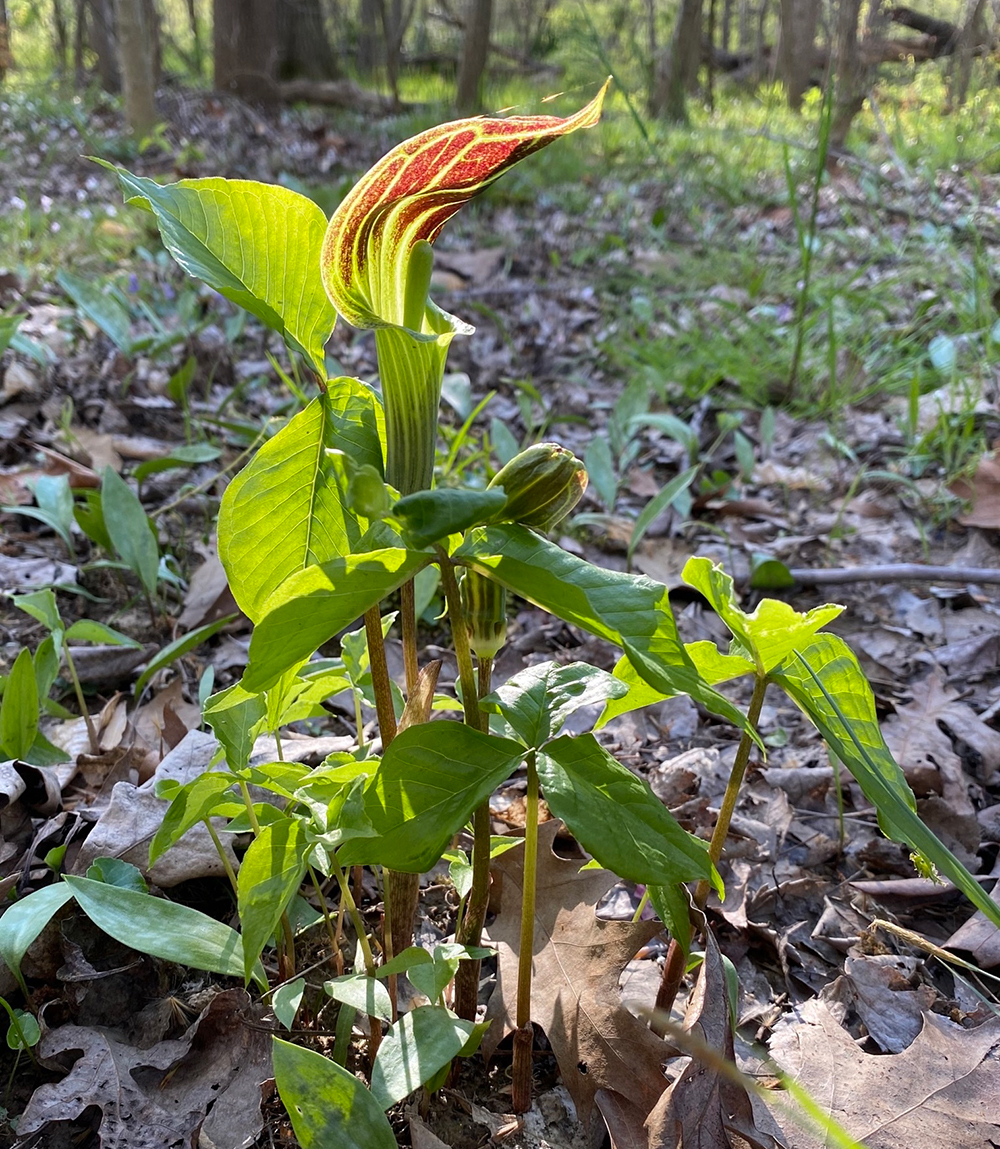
[787,564,1000,586]
[277,78,399,114]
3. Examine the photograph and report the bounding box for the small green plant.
[4,587,141,757]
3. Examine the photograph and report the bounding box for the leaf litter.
[2,89,1000,1149]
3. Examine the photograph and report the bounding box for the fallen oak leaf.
[18,989,271,1149]
[482,821,667,1122]
[645,929,785,1149]
[768,996,1000,1149]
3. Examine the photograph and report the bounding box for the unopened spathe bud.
[488,443,587,532]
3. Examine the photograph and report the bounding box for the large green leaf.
[0,884,74,995]
[238,817,309,982]
[218,383,384,622]
[243,547,431,692]
[64,876,266,988]
[682,557,843,674]
[369,1006,474,1110]
[338,724,525,872]
[597,642,754,729]
[0,648,39,761]
[539,734,714,887]
[324,974,393,1023]
[272,1037,396,1149]
[455,525,750,732]
[481,661,627,749]
[106,166,336,375]
[772,634,1000,928]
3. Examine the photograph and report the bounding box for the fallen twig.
[787,564,1000,586]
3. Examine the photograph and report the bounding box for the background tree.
[456,0,492,111]
[0,0,10,83]
[87,0,120,91]
[113,0,156,135]
[214,0,278,103]
[277,0,339,80]
[649,0,703,121]
[379,0,418,104]
[778,0,820,110]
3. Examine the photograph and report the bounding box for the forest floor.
[1,84,1000,1148]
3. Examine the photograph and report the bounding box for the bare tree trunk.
[379,0,416,104]
[948,0,988,108]
[74,0,87,85]
[357,0,379,73]
[53,0,69,73]
[88,0,121,91]
[114,0,156,134]
[0,0,9,82]
[183,0,203,76]
[455,0,491,111]
[830,0,863,148]
[722,0,735,50]
[214,0,278,103]
[278,0,339,78]
[778,0,820,109]
[649,0,702,121]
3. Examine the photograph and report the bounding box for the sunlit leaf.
[104,165,336,375]
[218,381,384,622]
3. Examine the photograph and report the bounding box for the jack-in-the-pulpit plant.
[6,84,1000,1147]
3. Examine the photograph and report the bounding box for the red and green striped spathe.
[320,83,609,332]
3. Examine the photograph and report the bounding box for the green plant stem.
[273,730,284,761]
[400,578,419,695]
[695,673,768,909]
[364,604,411,969]
[203,818,238,895]
[512,749,539,1114]
[62,645,99,754]
[335,864,381,1006]
[354,693,366,751]
[308,863,341,965]
[237,780,263,835]
[653,674,767,1031]
[330,858,382,1049]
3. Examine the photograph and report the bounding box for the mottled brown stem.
[364,605,397,749]
[511,750,539,1112]
[400,578,419,695]
[436,548,492,1021]
[363,604,406,1005]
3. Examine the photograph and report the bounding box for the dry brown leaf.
[945,856,1000,969]
[951,451,1000,528]
[482,821,667,1121]
[19,989,270,1149]
[69,426,123,473]
[768,997,1000,1148]
[881,673,986,819]
[820,953,936,1052]
[645,931,785,1149]
[0,553,78,590]
[177,549,239,631]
